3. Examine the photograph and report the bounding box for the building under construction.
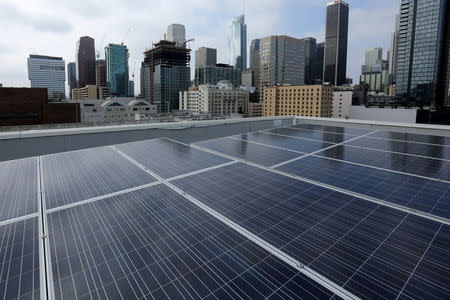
[141,40,191,113]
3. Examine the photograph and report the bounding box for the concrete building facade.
[195,47,217,69]
[332,90,353,119]
[365,47,383,66]
[241,69,253,87]
[76,36,96,88]
[71,85,110,100]
[263,85,333,118]
[249,39,261,89]
[95,59,107,87]
[27,55,66,99]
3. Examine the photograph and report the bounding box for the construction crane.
[183,38,194,48]
[121,27,132,45]
[96,33,107,59]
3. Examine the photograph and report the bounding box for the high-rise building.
[323,0,349,86]
[242,69,253,87]
[128,80,134,97]
[228,15,247,72]
[301,37,317,85]
[95,59,107,87]
[195,47,217,69]
[167,24,186,46]
[360,64,390,94]
[396,0,450,108]
[105,43,129,97]
[263,85,333,117]
[67,62,77,99]
[195,64,241,87]
[311,42,324,84]
[141,40,190,113]
[76,36,96,88]
[260,36,305,92]
[365,47,383,66]
[27,55,66,99]
[250,39,261,89]
[389,14,400,84]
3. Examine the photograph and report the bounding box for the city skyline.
[0,0,400,95]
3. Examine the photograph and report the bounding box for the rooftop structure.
[1,117,450,299]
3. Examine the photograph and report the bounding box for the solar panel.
[290,124,373,136]
[172,162,450,299]
[115,138,231,179]
[41,147,157,209]
[233,132,336,153]
[0,217,40,299]
[46,185,336,300]
[368,131,450,146]
[265,127,358,143]
[277,156,450,219]
[195,137,302,167]
[0,158,38,222]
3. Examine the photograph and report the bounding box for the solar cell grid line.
[316,145,450,182]
[265,127,359,143]
[0,157,38,223]
[41,146,156,209]
[276,156,450,220]
[0,217,40,300]
[115,138,231,179]
[368,131,450,146]
[290,124,373,136]
[46,185,338,300]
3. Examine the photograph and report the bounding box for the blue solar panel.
[291,124,373,135]
[347,136,450,160]
[172,162,450,299]
[369,131,450,146]
[266,127,357,143]
[0,158,38,223]
[195,138,302,167]
[316,145,450,181]
[46,185,336,300]
[115,138,231,178]
[0,217,40,299]
[276,156,450,219]
[42,147,156,209]
[234,132,335,153]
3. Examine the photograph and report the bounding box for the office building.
[365,47,383,66]
[396,0,450,108]
[260,35,305,92]
[311,42,324,84]
[250,39,261,89]
[264,85,333,117]
[167,24,186,46]
[247,102,263,118]
[228,15,247,71]
[27,54,66,99]
[179,81,249,116]
[96,59,107,87]
[360,64,390,94]
[195,64,240,87]
[301,37,317,85]
[71,85,110,100]
[323,0,349,86]
[332,90,353,119]
[67,62,77,99]
[128,80,134,97]
[389,14,400,84]
[195,47,217,69]
[76,36,96,88]
[105,43,129,97]
[242,69,253,87]
[141,40,190,113]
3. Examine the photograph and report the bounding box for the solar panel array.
[0,123,449,300]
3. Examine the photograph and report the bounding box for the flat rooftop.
[1,117,450,299]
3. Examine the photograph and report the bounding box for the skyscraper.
[195,47,217,69]
[167,24,186,46]
[365,47,383,66]
[228,15,247,72]
[250,39,261,89]
[105,43,129,97]
[28,55,66,99]
[76,36,96,88]
[389,14,400,84]
[67,62,77,99]
[95,59,107,87]
[141,40,190,113]
[195,64,241,87]
[301,37,317,85]
[323,0,349,86]
[260,36,305,91]
[396,0,450,108]
[311,42,324,84]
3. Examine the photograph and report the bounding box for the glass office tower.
[105,44,129,97]
[228,15,247,72]
[396,0,450,108]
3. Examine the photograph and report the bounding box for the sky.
[0,0,401,95]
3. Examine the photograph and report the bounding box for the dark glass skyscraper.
[301,37,317,85]
[396,0,450,108]
[311,43,324,84]
[323,0,349,86]
[250,39,260,89]
[67,62,77,99]
[76,36,96,88]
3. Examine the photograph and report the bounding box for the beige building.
[332,91,353,119]
[263,85,333,117]
[247,102,263,118]
[72,85,109,100]
[389,84,396,96]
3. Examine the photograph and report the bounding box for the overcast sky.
[0,0,400,95]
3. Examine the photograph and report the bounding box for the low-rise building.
[179,81,249,117]
[263,85,333,117]
[247,102,263,118]
[389,84,396,96]
[72,85,110,100]
[332,91,353,119]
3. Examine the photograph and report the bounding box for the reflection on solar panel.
[1,121,450,300]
